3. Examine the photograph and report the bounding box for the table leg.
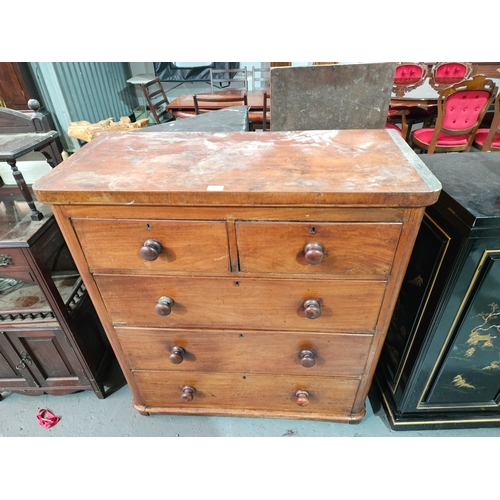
[6,159,44,221]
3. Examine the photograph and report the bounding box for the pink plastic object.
[37,408,60,428]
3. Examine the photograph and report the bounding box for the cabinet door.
[0,63,33,110]
[0,331,38,389]
[0,328,89,392]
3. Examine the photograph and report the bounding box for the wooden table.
[167,89,268,115]
[139,106,248,133]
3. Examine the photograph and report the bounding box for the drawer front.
[72,219,230,272]
[0,248,29,270]
[95,275,385,332]
[133,370,360,414]
[235,221,401,276]
[115,327,373,376]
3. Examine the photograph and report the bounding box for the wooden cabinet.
[33,129,440,422]
[0,196,113,399]
[375,152,500,430]
[0,63,39,110]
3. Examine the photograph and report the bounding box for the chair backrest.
[475,91,500,151]
[140,77,171,124]
[392,62,428,97]
[210,67,248,92]
[251,67,270,91]
[0,99,51,134]
[429,62,473,91]
[193,92,248,115]
[428,75,497,152]
[262,91,271,131]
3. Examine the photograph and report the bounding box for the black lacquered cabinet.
[375,152,500,430]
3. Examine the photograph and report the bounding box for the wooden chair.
[429,62,473,91]
[411,75,497,154]
[262,91,271,131]
[210,67,248,92]
[386,109,409,139]
[251,66,270,91]
[473,91,500,151]
[193,92,248,115]
[390,62,433,138]
[140,77,175,124]
[0,99,63,220]
[392,62,428,97]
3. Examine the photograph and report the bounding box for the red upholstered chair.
[392,62,428,97]
[411,75,497,154]
[386,108,409,139]
[390,62,433,141]
[473,92,500,152]
[429,62,473,91]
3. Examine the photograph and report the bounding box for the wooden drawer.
[235,221,401,276]
[132,370,361,414]
[0,247,29,270]
[72,218,230,272]
[115,327,373,376]
[95,275,385,332]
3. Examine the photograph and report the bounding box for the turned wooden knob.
[299,349,316,368]
[140,239,162,261]
[181,385,196,402]
[295,390,309,407]
[169,346,185,364]
[155,296,174,316]
[304,242,324,265]
[303,299,321,319]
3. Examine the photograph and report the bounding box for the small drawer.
[235,221,401,276]
[132,370,361,414]
[115,327,373,376]
[95,275,386,333]
[0,248,29,270]
[72,218,230,272]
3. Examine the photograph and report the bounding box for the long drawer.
[235,221,401,276]
[132,370,361,414]
[72,219,230,272]
[115,327,373,376]
[95,275,386,332]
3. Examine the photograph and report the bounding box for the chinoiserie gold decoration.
[408,275,424,287]
[452,375,475,389]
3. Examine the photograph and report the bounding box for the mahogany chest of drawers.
[33,129,440,422]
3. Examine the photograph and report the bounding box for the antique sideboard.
[0,194,113,399]
[375,152,500,430]
[33,129,440,422]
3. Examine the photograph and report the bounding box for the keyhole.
[146,224,151,230]
[309,227,316,234]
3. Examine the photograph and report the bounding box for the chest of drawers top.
[33,130,440,208]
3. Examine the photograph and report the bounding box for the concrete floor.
[1,356,500,437]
